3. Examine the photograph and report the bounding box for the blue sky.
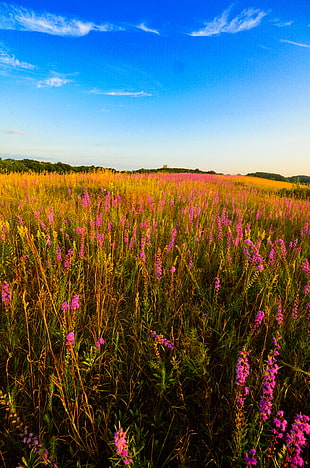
[0,1,309,175]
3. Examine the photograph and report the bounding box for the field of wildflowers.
[0,171,309,467]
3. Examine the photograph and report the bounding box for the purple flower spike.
[244,448,257,466]
[95,337,105,351]
[65,332,75,346]
[114,428,133,465]
[285,414,310,468]
[1,281,11,304]
[70,294,79,310]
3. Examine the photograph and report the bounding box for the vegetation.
[247,171,310,185]
[0,171,309,467]
[0,157,111,174]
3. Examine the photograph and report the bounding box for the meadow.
[0,171,309,467]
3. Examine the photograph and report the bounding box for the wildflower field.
[0,171,309,467]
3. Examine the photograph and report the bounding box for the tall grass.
[0,171,309,467]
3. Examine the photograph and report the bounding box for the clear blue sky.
[0,0,309,175]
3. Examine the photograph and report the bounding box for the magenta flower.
[155,248,162,281]
[70,294,79,310]
[276,299,284,325]
[254,310,264,328]
[150,330,174,350]
[273,410,288,439]
[81,190,90,207]
[1,281,11,304]
[235,346,250,410]
[114,428,133,465]
[214,276,221,294]
[95,337,105,351]
[244,239,264,272]
[235,346,250,388]
[65,332,75,346]
[244,449,257,466]
[285,414,310,468]
[259,335,281,421]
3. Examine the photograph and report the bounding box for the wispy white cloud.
[189,6,267,37]
[94,24,124,32]
[37,76,71,88]
[271,19,293,27]
[136,22,160,35]
[89,88,152,97]
[280,39,310,48]
[0,48,35,69]
[2,129,26,135]
[0,3,119,37]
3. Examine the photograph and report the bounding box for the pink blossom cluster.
[259,335,281,421]
[114,428,133,465]
[62,294,80,312]
[150,330,174,350]
[235,346,250,408]
[65,332,75,347]
[95,337,105,351]
[244,239,264,272]
[244,448,257,466]
[285,414,310,467]
[1,281,11,304]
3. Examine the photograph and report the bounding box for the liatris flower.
[235,346,250,388]
[139,236,146,264]
[114,428,133,465]
[273,410,288,439]
[95,232,104,248]
[1,281,11,304]
[291,294,299,320]
[244,449,257,466]
[301,259,310,275]
[276,299,284,326]
[65,332,75,347]
[63,249,73,269]
[252,310,265,332]
[150,330,174,350]
[167,228,177,252]
[70,294,79,310]
[303,280,310,296]
[277,238,287,258]
[48,206,54,225]
[96,211,103,227]
[244,239,264,272]
[95,337,105,351]
[268,248,276,267]
[81,190,90,207]
[155,248,162,281]
[56,246,62,262]
[284,414,310,468]
[259,335,281,422]
[235,346,250,416]
[266,410,288,459]
[214,276,221,295]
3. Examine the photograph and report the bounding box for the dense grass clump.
[0,171,309,467]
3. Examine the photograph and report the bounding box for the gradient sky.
[0,1,309,175]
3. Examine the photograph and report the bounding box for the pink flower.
[1,281,11,304]
[65,332,75,346]
[95,338,105,351]
[70,294,79,310]
[114,428,132,465]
